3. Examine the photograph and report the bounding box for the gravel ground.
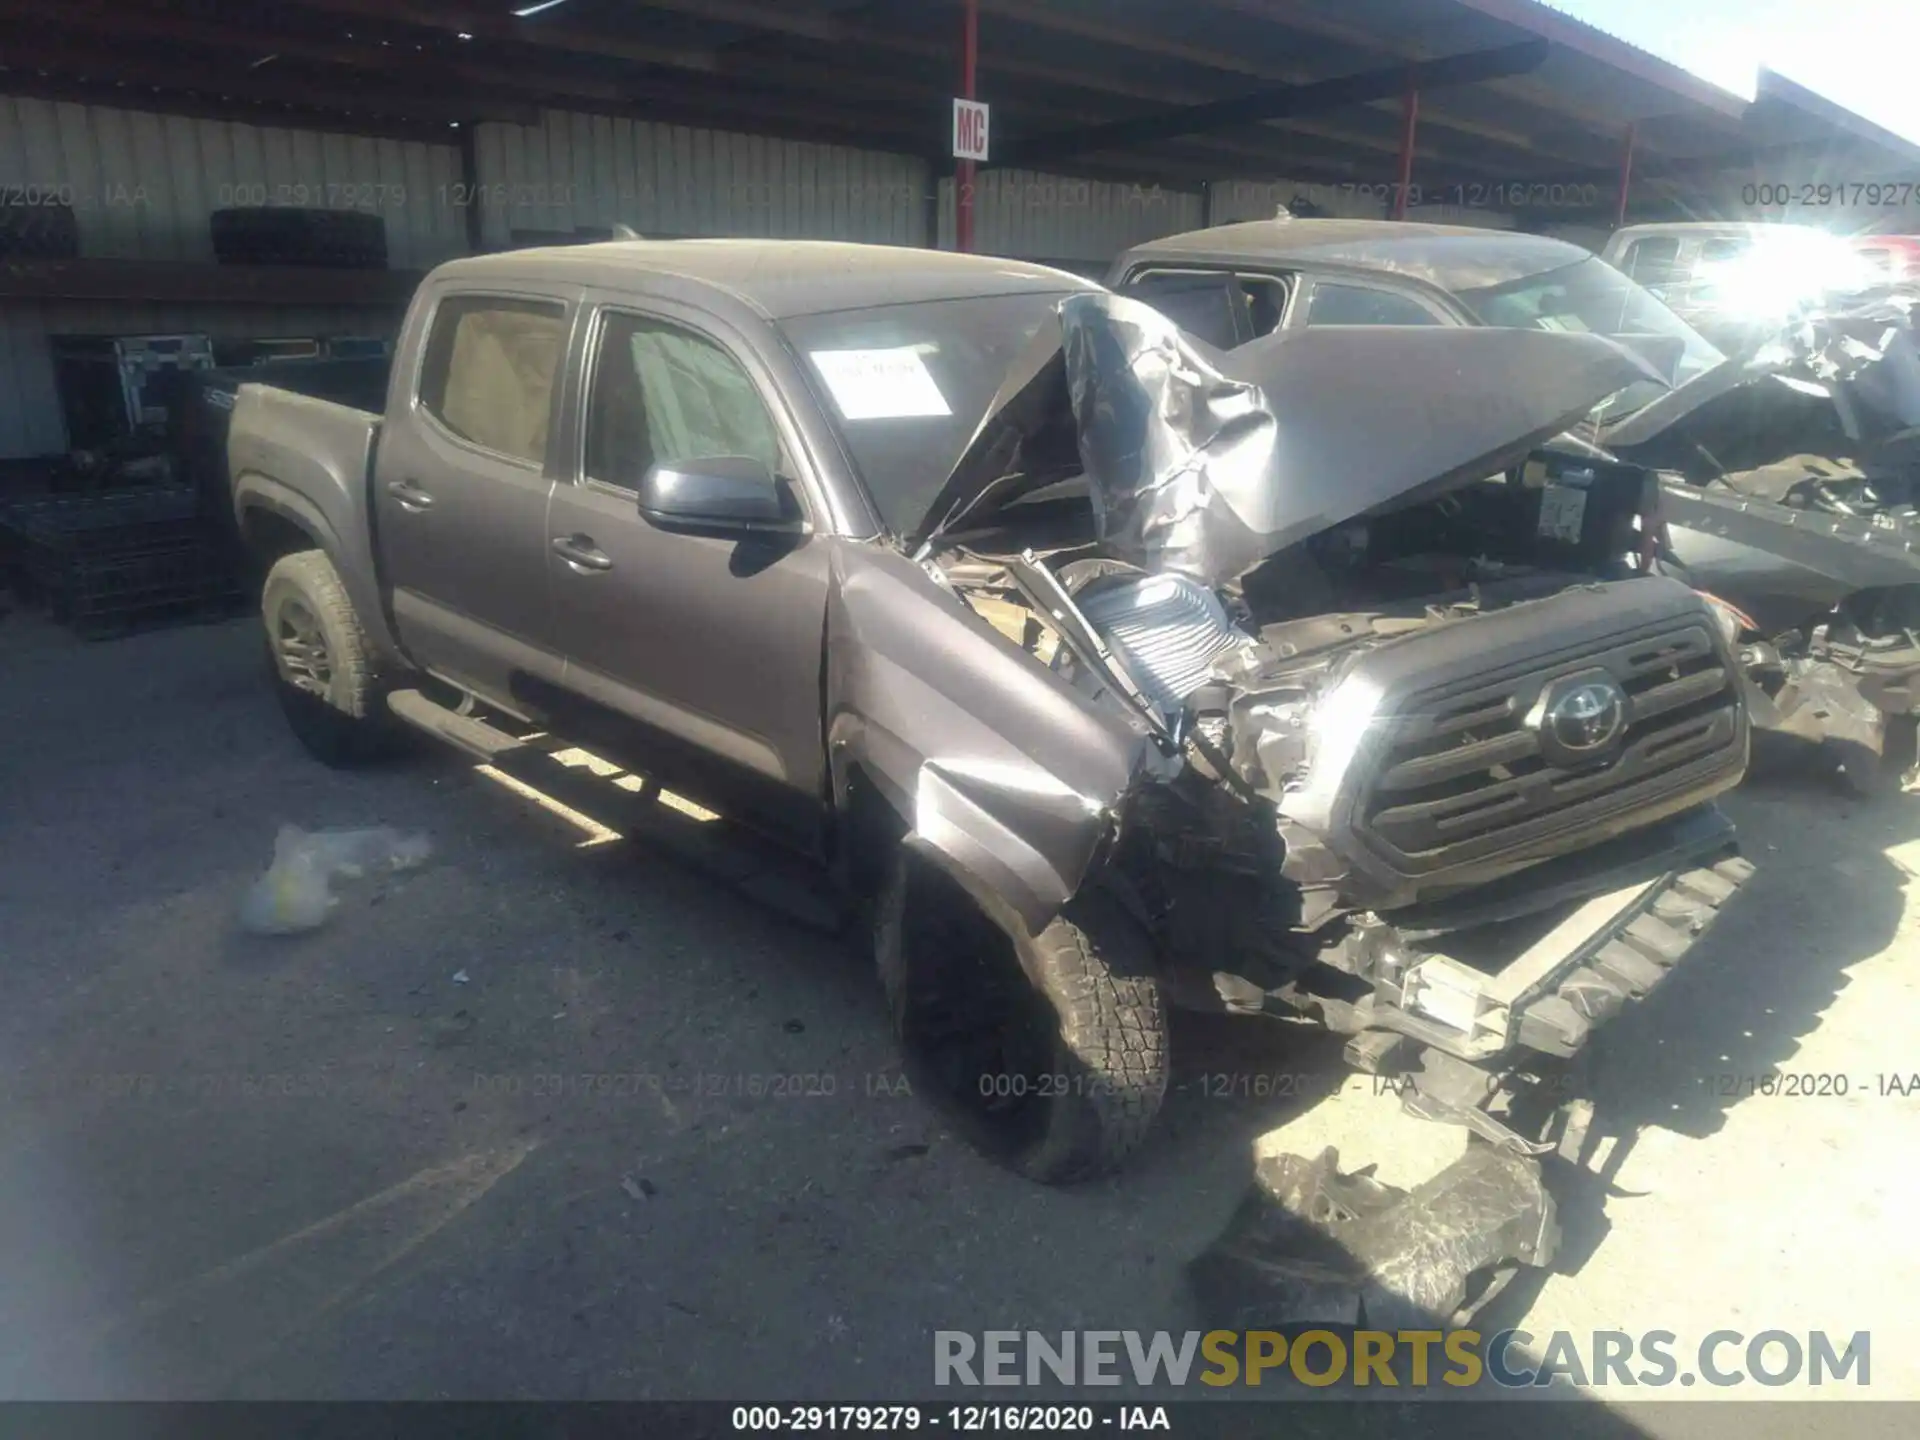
[0,612,1912,1423]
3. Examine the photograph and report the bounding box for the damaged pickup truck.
[1113,219,1920,791]
[229,241,1753,1253]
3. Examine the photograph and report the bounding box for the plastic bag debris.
[238,824,432,935]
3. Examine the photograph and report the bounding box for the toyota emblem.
[1531,672,1628,762]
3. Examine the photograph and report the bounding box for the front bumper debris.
[1188,827,1755,1334]
[1361,851,1755,1064]
[1189,1143,1559,1331]
[1742,646,1920,793]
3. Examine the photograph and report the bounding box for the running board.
[385,687,847,934]
[387,687,531,761]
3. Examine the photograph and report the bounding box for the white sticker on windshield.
[1537,481,1588,543]
[809,347,952,420]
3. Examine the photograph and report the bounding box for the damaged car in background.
[228,241,1753,1329]
[1113,218,1920,792]
[1600,283,1920,789]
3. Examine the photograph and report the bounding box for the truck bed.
[180,357,391,538]
[229,384,380,520]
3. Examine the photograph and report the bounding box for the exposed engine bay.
[933,440,1748,1067]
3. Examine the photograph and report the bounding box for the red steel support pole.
[1615,121,1637,229]
[957,0,978,252]
[1392,76,1419,221]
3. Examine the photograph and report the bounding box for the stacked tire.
[209,207,388,269]
[0,196,81,259]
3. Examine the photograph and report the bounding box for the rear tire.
[261,549,401,767]
[875,851,1169,1184]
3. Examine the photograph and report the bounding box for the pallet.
[0,487,245,639]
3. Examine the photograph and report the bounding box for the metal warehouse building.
[1,0,1917,459]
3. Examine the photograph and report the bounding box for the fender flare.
[233,472,341,555]
[232,471,406,667]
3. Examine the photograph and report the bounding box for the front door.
[543,302,833,846]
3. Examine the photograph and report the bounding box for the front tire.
[875,851,1169,1184]
[261,549,400,767]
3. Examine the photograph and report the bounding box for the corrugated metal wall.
[471,110,930,247]
[0,95,1233,457]
[1537,222,1611,254]
[1404,204,1518,229]
[0,96,466,266]
[936,169,1204,266]
[1207,177,1389,224]
[0,96,465,456]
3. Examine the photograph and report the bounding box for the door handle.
[551,534,613,572]
[387,479,435,512]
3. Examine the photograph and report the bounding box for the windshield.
[1455,255,1725,417]
[780,292,1074,535]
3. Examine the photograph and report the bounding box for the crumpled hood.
[912,291,1663,586]
[1602,284,1920,472]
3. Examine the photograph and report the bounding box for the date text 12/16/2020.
[1699,1072,1920,1098]
[730,1406,1171,1432]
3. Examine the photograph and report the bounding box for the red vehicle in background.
[1853,235,1920,283]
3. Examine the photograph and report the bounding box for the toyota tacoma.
[228,240,1753,1299]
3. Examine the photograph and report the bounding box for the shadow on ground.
[0,615,1906,1421]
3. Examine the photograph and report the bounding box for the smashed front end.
[874,293,1756,1321]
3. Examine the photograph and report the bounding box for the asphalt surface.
[0,612,1913,1420]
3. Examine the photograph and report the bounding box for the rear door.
[374,287,577,711]
[542,295,833,846]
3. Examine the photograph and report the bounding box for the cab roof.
[1117,219,1594,294]
[430,238,1098,319]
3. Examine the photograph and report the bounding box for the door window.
[418,295,569,465]
[1619,236,1683,288]
[1302,282,1442,326]
[1239,276,1289,336]
[1120,269,1293,348]
[1118,272,1257,349]
[584,312,782,490]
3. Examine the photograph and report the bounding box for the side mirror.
[636,455,806,536]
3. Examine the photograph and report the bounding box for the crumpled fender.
[1748,653,1886,753]
[823,541,1169,934]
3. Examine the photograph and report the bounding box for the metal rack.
[0,487,244,639]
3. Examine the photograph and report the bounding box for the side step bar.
[385,686,848,934]
[387,687,531,761]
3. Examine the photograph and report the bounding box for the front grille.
[1358,620,1741,872]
